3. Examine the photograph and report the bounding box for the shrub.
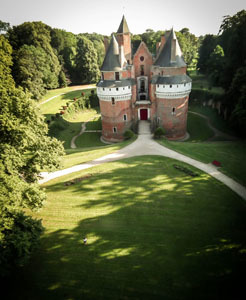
[51,115,55,121]
[123,129,134,140]
[154,127,165,139]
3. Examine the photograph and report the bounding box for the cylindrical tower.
[152,28,192,140]
[97,34,135,142]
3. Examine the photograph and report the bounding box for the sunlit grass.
[39,88,95,117]
[8,156,246,300]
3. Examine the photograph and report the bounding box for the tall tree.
[197,34,218,74]
[74,36,100,84]
[8,22,61,98]
[207,44,225,86]
[0,35,64,276]
[176,28,199,69]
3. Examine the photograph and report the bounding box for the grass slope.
[6,156,246,300]
[39,89,95,117]
[186,112,214,142]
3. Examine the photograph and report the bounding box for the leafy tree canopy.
[74,36,100,84]
[0,36,65,276]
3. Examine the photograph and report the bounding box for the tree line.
[197,10,246,135]
[1,21,103,100]
[0,20,200,101]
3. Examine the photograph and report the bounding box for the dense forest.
[0,10,245,276]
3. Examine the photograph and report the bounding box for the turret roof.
[101,34,121,71]
[117,15,130,34]
[154,28,186,68]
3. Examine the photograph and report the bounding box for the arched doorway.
[140,109,148,120]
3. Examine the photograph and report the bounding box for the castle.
[96,16,192,142]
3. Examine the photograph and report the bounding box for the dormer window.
[170,85,172,88]
[115,72,120,80]
[116,87,119,91]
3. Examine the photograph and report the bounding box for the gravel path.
[39,121,246,200]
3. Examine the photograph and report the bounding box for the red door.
[140,109,148,120]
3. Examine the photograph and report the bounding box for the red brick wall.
[104,71,116,80]
[156,96,189,139]
[133,43,153,78]
[117,33,131,64]
[100,99,133,142]
[151,66,187,76]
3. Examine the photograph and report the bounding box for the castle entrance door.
[140,109,148,120]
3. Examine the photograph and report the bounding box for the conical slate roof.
[154,28,186,68]
[101,34,121,71]
[117,15,130,34]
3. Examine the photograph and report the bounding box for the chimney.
[104,36,109,52]
[171,39,176,62]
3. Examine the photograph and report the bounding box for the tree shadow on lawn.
[8,157,246,300]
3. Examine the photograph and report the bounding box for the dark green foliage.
[123,129,134,140]
[154,127,165,139]
[0,20,10,34]
[189,89,224,103]
[89,94,99,108]
[141,29,165,54]
[197,34,218,74]
[0,37,64,276]
[58,70,67,88]
[0,210,43,277]
[196,10,246,136]
[9,22,61,99]
[227,66,246,136]
[82,33,105,67]
[74,36,100,84]
[176,28,199,69]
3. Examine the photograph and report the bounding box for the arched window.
[112,97,115,105]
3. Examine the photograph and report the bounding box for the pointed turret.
[117,15,130,34]
[101,34,121,71]
[154,28,186,68]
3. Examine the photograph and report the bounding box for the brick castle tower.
[97,16,192,142]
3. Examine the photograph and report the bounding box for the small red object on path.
[212,160,221,167]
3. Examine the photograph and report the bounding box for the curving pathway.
[39,121,246,201]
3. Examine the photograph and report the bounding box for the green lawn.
[39,88,95,118]
[6,156,246,299]
[160,139,246,186]
[189,104,235,136]
[186,112,214,142]
[61,138,136,169]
